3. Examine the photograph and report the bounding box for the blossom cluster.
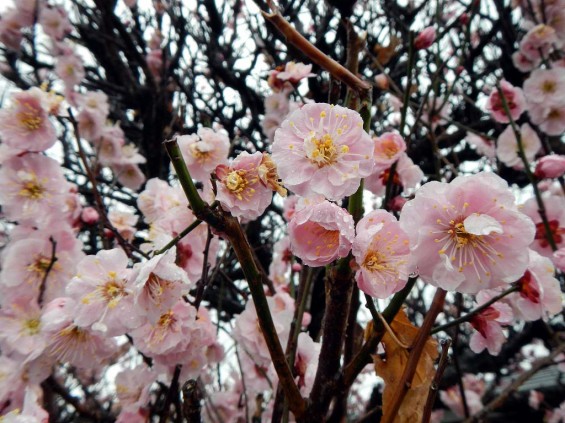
[0,0,565,419]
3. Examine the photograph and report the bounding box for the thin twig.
[153,219,203,256]
[38,237,58,306]
[422,339,452,423]
[431,285,519,334]
[260,2,371,96]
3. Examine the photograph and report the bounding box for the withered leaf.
[373,309,439,423]
[373,36,401,65]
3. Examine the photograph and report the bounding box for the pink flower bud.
[291,263,302,272]
[414,27,436,50]
[535,155,565,179]
[374,73,389,90]
[81,207,100,224]
[389,195,408,212]
[459,13,470,26]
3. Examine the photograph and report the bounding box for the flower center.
[158,310,175,328]
[449,222,477,248]
[19,180,45,200]
[433,210,504,279]
[18,111,43,131]
[27,255,53,276]
[225,170,249,198]
[517,270,540,304]
[381,139,400,158]
[470,306,500,337]
[542,80,557,94]
[101,277,126,307]
[190,142,212,161]
[363,251,387,272]
[23,318,41,336]
[548,108,562,120]
[305,133,347,167]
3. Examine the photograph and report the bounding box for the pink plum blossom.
[288,200,354,267]
[487,80,526,123]
[529,103,565,135]
[496,123,541,169]
[364,153,424,196]
[206,391,244,423]
[0,9,31,51]
[262,92,292,141]
[0,154,71,224]
[272,103,374,201]
[215,151,273,220]
[522,194,565,257]
[41,297,117,368]
[66,248,141,335]
[147,204,218,282]
[548,401,565,423]
[132,301,217,379]
[507,250,562,321]
[399,172,535,293]
[276,61,315,84]
[352,210,410,298]
[55,53,85,87]
[466,133,495,159]
[520,24,560,61]
[512,51,540,73]
[524,69,565,108]
[421,93,452,128]
[440,374,484,417]
[0,297,47,360]
[469,290,514,355]
[529,390,544,410]
[115,364,156,408]
[282,195,299,221]
[0,89,57,152]
[289,332,320,396]
[535,155,565,178]
[269,236,292,287]
[414,26,436,50]
[109,209,139,241]
[0,234,80,304]
[77,108,106,142]
[131,249,191,323]
[114,162,146,191]
[372,131,406,166]
[137,178,185,223]
[233,292,295,370]
[177,128,230,181]
[39,6,72,40]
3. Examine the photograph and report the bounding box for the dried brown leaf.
[374,309,438,423]
[373,36,401,65]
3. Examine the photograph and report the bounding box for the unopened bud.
[374,73,390,90]
[414,27,436,50]
[535,155,565,179]
[81,207,99,224]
